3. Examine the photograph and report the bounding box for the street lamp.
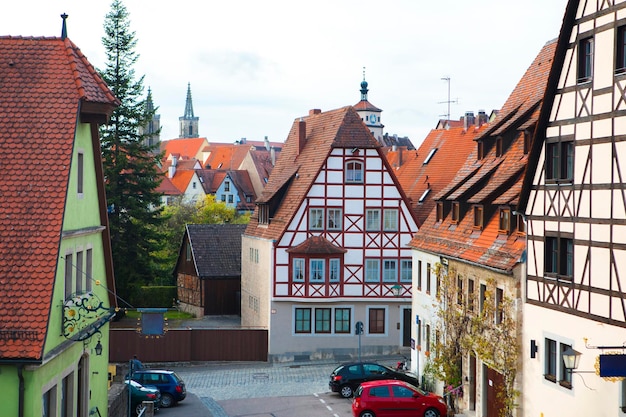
[562,347,582,371]
[392,284,403,297]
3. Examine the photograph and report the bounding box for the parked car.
[129,369,186,407]
[329,362,420,398]
[124,379,161,416]
[352,379,447,417]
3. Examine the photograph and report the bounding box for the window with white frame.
[329,259,340,282]
[383,259,397,282]
[327,208,342,230]
[309,208,324,230]
[365,259,380,282]
[366,209,381,231]
[383,209,399,231]
[346,160,364,183]
[293,258,305,282]
[310,259,324,282]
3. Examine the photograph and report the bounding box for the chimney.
[168,155,178,178]
[309,109,322,116]
[270,146,276,166]
[298,118,306,155]
[264,136,270,151]
[398,147,403,168]
[477,110,488,127]
[463,111,475,130]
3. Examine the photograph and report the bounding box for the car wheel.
[134,403,144,416]
[160,393,175,408]
[340,385,353,398]
[360,411,376,417]
[424,408,440,417]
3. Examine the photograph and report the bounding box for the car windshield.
[402,381,429,395]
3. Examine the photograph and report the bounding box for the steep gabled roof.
[0,36,119,360]
[409,39,557,273]
[184,224,247,278]
[387,123,488,226]
[245,106,380,241]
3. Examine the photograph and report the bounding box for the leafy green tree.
[98,0,166,303]
[193,194,250,224]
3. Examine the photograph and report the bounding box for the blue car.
[130,369,186,408]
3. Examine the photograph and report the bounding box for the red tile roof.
[203,143,253,170]
[386,123,489,226]
[353,99,382,112]
[409,40,557,273]
[245,106,382,241]
[160,137,209,161]
[0,36,118,360]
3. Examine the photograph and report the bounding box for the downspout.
[18,364,24,417]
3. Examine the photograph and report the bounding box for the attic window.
[423,148,437,165]
[451,202,460,224]
[499,208,511,233]
[258,204,269,225]
[477,141,485,160]
[436,202,444,222]
[346,160,364,183]
[473,205,484,230]
[419,189,431,203]
[496,137,503,157]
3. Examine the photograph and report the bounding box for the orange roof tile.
[387,124,489,226]
[409,40,557,273]
[0,36,118,360]
[160,137,209,160]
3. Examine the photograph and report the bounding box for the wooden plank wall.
[109,328,268,363]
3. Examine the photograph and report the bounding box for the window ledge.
[558,380,572,390]
[544,374,557,383]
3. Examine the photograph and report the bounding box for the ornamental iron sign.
[62,292,116,341]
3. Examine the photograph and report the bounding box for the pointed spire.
[146,87,154,113]
[360,67,369,101]
[183,82,194,118]
[61,13,68,40]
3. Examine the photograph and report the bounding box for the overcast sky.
[4,0,569,146]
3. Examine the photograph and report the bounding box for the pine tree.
[99,0,166,304]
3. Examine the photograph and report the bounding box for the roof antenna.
[438,77,458,129]
[61,13,68,40]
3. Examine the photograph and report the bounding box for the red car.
[352,379,448,417]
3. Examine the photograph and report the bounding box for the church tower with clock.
[353,71,384,141]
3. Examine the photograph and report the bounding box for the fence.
[109,328,268,363]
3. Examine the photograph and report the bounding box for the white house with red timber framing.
[241,106,419,361]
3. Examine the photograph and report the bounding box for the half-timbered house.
[519,1,626,415]
[409,39,557,417]
[241,107,419,360]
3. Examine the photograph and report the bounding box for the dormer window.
[496,137,503,157]
[451,202,460,224]
[499,208,511,233]
[436,202,444,222]
[258,204,269,225]
[477,141,484,160]
[346,160,363,183]
[473,205,484,229]
[524,130,532,154]
[516,213,526,234]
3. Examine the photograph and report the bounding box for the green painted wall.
[0,122,113,417]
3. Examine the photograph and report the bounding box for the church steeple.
[179,82,199,138]
[140,87,160,150]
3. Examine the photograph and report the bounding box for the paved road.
[151,356,404,417]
